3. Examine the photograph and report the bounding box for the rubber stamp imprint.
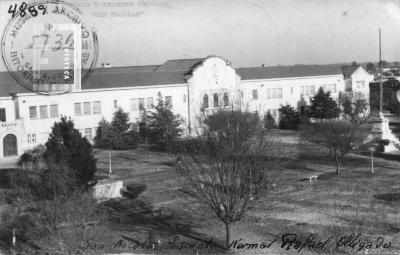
[1,0,99,94]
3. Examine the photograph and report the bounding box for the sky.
[0,0,400,71]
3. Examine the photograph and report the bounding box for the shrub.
[94,110,140,150]
[278,105,301,130]
[94,118,113,148]
[146,93,184,150]
[263,112,277,129]
[309,87,340,120]
[17,144,46,170]
[44,116,97,189]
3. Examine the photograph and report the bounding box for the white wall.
[350,67,373,95]
[18,84,188,147]
[240,75,345,119]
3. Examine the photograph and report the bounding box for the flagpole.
[379,28,383,114]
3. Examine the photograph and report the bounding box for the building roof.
[155,58,205,72]
[0,57,360,98]
[0,71,32,97]
[236,64,344,80]
[341,65,360,78]
[83,69,187,90]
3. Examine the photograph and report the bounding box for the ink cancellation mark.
[1,0,99,95]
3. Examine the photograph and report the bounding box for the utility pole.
[379,28,383,114]
[108,148,112,176]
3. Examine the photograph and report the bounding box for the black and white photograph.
[0,0,399,254]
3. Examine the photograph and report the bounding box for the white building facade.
[0,56,372,159]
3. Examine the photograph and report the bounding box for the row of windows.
[301,84,337,96]
[130,96,174,111]
[300,86,316,96]
[251,84,337,100]
[75,101,101,116]
[203,92,229,108]
[29,104,59,119]
[251,88,283,100]
[322,84,337,93]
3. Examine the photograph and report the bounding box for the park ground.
[89,130,400,255]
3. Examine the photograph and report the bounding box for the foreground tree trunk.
[225,222,231,248]
[336,160,341,175]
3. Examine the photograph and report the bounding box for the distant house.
[0,56,373,159]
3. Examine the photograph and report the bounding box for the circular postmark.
[1,0,98,95]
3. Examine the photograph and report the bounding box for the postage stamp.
[1,0,98,94]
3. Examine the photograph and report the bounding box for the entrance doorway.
[3,134,17,157]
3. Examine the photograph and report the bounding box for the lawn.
[91,132,400,255]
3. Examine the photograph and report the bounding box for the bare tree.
[176,109,283,248]
[300,120,369,174]
[340,92,370,125]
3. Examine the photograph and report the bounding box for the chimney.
[101,63,105,68]
[261,64,265,67]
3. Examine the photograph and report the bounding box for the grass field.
[93,131,400,255]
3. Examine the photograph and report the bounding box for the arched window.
[203,94,209,109]
[223,92,229,107]
[213,93,219,108]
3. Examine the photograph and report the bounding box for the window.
[0,108,5,122]
[84,128,92,139]
[301,86,304,95]
[165,96,172,107]
[332,84,337,93]
[266,88,271,99]
[39,105,48,119]
[50,104,58,118]
[113,100,118,108]
[223,92,229,107]
[29,106,37,119]
[356,81,365,89]
[130,98,138,111]
[213,93,219,107]
[183,95,186,103]
[93,101,101,114]
[252,90,258,100]
[305,86,310,96]
[146,97,154,109]
[203,94,209,108]
[27,134,30,143]
[272,88,282,98]
[74,103,81,115]
[290,87,293,94]
[138,98,145,110]
[83,102,91,115]
[323,84,327,91]
[310,86,315,95]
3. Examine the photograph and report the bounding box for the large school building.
[0,56,372,159]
